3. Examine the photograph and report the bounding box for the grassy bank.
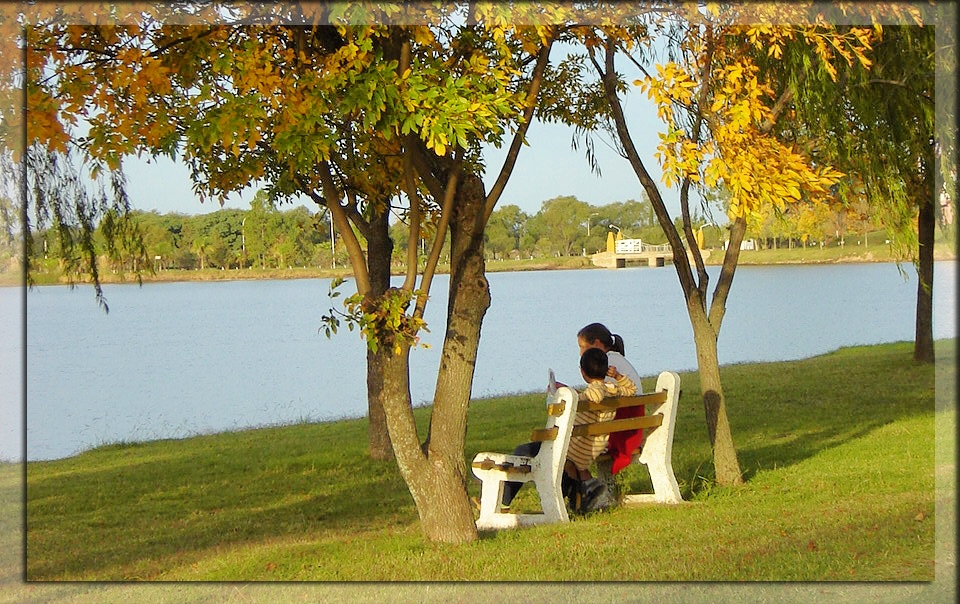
[5,237,954,287]
[717,238,956,266]
[6,254,597,287]
[7,340,951,596]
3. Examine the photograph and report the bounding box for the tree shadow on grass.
[667,342,939,496]
[26,421,418,580]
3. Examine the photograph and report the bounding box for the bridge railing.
[616,244,672,254]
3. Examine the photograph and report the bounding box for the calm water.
[3,260,956,461]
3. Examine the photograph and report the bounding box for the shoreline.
[4,245,955,287]
[11,335,956,464]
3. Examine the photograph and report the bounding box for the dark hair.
[577,322,625,355]
[579,347,609,381]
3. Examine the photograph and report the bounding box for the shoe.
[581,478,603,499]
[577,479,608,514]
[575,478,603,514]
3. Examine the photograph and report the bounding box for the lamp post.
[586,212,599,237]
[583,212,599,255]
[696,223,716,249]
[607,224,621,253]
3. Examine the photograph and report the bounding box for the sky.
[121,90,684,220]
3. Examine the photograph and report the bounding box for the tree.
[776,14,944,363]
[484,215,515,260]
[486,203,527,259]
[537,195,592,256]
[243,193,276,269]
[11,2,562,544]
[567,3,882,486]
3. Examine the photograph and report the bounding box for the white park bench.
[471,370,683,531]
[470,383,578,530]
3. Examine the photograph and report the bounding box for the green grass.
[713,233,955,266]
[4,341,955,600]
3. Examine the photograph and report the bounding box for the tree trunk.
[429,171,491,478]
[688,296,744,486]
[365,206,395,459]
[366,348,393,460]
[375,170,490,544]
[914,185,935,364]
[379,343,477,544]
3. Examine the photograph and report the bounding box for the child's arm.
[612,371,637,396]
[579,381,605,403]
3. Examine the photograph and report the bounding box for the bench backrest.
[570,371,680,457]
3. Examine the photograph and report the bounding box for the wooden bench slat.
[570,414,663,437]
[530,427,558,442]
[577,390,667,413]
[546,402,566,417]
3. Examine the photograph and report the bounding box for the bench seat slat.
[577,390,667,413]
[571,414,663,437]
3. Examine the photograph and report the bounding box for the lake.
[3,260,956,461]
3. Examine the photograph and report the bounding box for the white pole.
[329,209,336,269]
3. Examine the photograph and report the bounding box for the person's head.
[577,322,625,356]
[579,347,609,382]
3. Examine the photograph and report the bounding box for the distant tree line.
[26,191,678,272]
[21,186,924,275]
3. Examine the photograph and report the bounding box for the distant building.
[615,239,644,254]
[724,238,756,251]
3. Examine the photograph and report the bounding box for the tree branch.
[708,215,747,330]
[483,29,556,222]
[397,38,422,293]
[317,161,371,294]
[681,22,715,306]
[407,138,446,201]
[597,35,697,297]
[414,148,463,321]
[401,140,422,293]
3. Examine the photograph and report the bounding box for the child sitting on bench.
[499,347,636,514]
[565,346,637,512]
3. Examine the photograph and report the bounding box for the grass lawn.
[723,238,956,265]
[3,340,955,603]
